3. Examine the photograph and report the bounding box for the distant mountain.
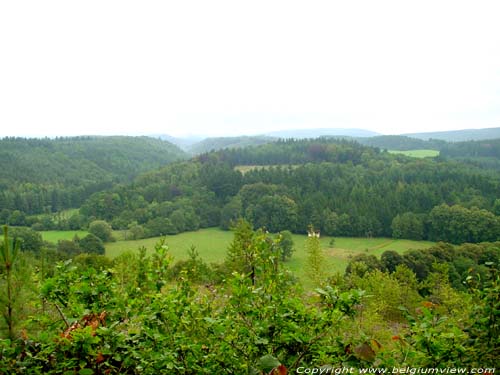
[404,127,500,142]
[355,135,445,151]
[189,135,276,154]
[266,128,380,138]
[154,134,204,151]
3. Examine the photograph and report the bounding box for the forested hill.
[188,135,276,155]
[404,126,500,141]
[0,136,186,215]
[79,138,500,244]
[355,135,444,151]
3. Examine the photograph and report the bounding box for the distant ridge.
[404,127,500,142]
[153,134,204,151]
[189,135,276,154]
[265,128,380,138]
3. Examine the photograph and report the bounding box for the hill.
[404,126,500,142]
[0,136,186,215]
[188,135,277,154]
[355,135,444,151]
[266,127,380,138]
[155,134,204,151]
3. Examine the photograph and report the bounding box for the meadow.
[388,149,440,158]
[105,228,434,282]
[40,230,88,243]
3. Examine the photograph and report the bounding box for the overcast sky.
[1,1,499,138]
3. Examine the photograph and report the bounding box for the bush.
[79,234,105,255]
[88,220,115,242]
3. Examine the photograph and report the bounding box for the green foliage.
[169,246,214,283]
[79,234,105,255]
[0,231,499,372]
[88,220,114,242]
[391,212,425,240]
[429,204,500,244]
[0,226,20,340]
[305,227,328,286]
[246,194,298,233]
[276,230,294,261]
[465,264,500,365]
[380,250,404,273]
[395,304,469,366]
[8,227,44,254]
[345,254,383,277]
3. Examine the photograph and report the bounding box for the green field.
[106,228,434,282]
[388,149,440,158]
[41,230,88,243]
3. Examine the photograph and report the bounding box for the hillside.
[188,135,277,154]
[355,135,444,151]
[404,126,500,141]
[266,127,380,138]
[0,136,186,215]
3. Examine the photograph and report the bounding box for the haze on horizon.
[1,1,500,138]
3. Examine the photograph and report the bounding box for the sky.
[1,0,500,138]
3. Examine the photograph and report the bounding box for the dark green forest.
[0,136,186,218]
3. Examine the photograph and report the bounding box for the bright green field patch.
[106,229,434,283]
[388,149,440,158]
[106,228,232,263]
[41,230,88,243]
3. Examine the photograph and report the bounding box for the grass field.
[388,149,440,158]
[41,230,88,243]
[106,228,434,282]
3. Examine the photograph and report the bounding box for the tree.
[246,194,298,233]
[429,204,500,244]
[391,212,425,240]
[8,210,26,226]
[345,254,383,277]
[0,226,20,340]
[67,213,86,230]
[127,223,145,240]
[9,227,43,253]
[88,220,115,242]
[277,230,294,261]
[225,219,256,278]
[323,209,340,236]
[381,250,404,273]
[305,226,327,286]
[79,233,105,255]
[57,239,81,257]
[220,197,243,230]
[493,199,500,216]
[145,217,177,236]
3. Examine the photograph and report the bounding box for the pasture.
[105,228,434,282]
[388,149,440,158]
[41,230,88,243]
